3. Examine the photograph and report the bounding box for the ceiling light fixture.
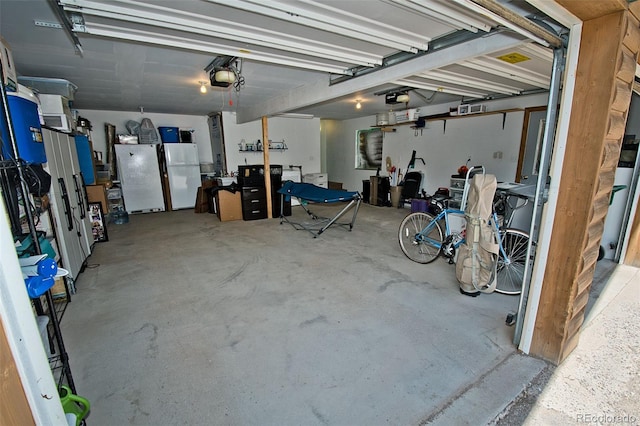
[396,93,410,103]
[356,100,362,109]
[214,69,236,84]
[385,91,410,104]
[199,81,207,94]
[275,113,315,119]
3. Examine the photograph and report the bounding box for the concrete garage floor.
[61,203,544,425]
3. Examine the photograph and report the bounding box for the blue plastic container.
[411,198,428,213]
[0,93,46,163]
[75,135,95,184]
[158,126,179,143]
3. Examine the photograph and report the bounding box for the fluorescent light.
[275,113,314,119]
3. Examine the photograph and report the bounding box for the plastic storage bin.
[1,92,46,163]
[158,126,179,143]
[411,199,429,213]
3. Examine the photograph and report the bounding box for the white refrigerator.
[115,144,165,213]
[163,144,201,210]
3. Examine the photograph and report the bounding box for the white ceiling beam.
[206,0,427,52]
[236,31,526,123]
[525,0,581,28]
[85,23,351,75]
[461,57,550,88]
[394,78,488,97]
[451,0,551,47]
[297,0,429,39]
[518,42,554,62]
[387,0,493,33]
[420,69,523,94]
[62,0,382,66]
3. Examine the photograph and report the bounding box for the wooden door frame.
[516,106,548,183]
[528,8,640,364]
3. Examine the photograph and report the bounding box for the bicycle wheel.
[398,212,443,264]
[495,228,530,295]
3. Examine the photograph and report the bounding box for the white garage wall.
[75,110,323,177]
[324,93,549,195]
[223,112,322,176]
[76,110,212,162]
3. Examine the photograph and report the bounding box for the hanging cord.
[231,58,245,93]
[71,207,87,261]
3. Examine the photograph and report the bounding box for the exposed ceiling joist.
[2,0,560,119]
[419,69,523,94]
[236,31,526,122]
[208,0,430,52]
[457,0,564,48]
[459,57,551,88]
[63,0,384,67]
[384,0,494,33]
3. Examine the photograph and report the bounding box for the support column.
[261,116,273,218]
[530,10,640,363]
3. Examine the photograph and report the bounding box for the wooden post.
[0,319,35,425]
[529,10,640,364]
[624,198,640,266]
[261,116,272,219]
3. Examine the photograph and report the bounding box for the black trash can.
[362,180,370,204]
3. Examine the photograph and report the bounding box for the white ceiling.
[0,0,565,123]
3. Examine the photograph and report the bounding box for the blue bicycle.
[398,194,530,295]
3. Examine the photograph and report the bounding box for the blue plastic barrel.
[0,93,46,163]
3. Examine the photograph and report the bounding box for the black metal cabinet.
[241,187,268,220]
[238,164,291,219]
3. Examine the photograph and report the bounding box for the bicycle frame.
[416,208,512,265]
[416,208,465,252]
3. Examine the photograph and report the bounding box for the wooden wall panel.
[555,0,626,21]
[529,11,638,364]
[625,203,640,266]
[0,319,35,425]
[622,11,640,267]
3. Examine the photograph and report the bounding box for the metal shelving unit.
[1,81,77,394]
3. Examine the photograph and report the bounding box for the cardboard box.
[394,108,421,123]
[0,37,17,92]
[328,181,343,190]
[195,180,216,214]
[86,184,108,213]
[51,277,67,299]
[215,190,242,222]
